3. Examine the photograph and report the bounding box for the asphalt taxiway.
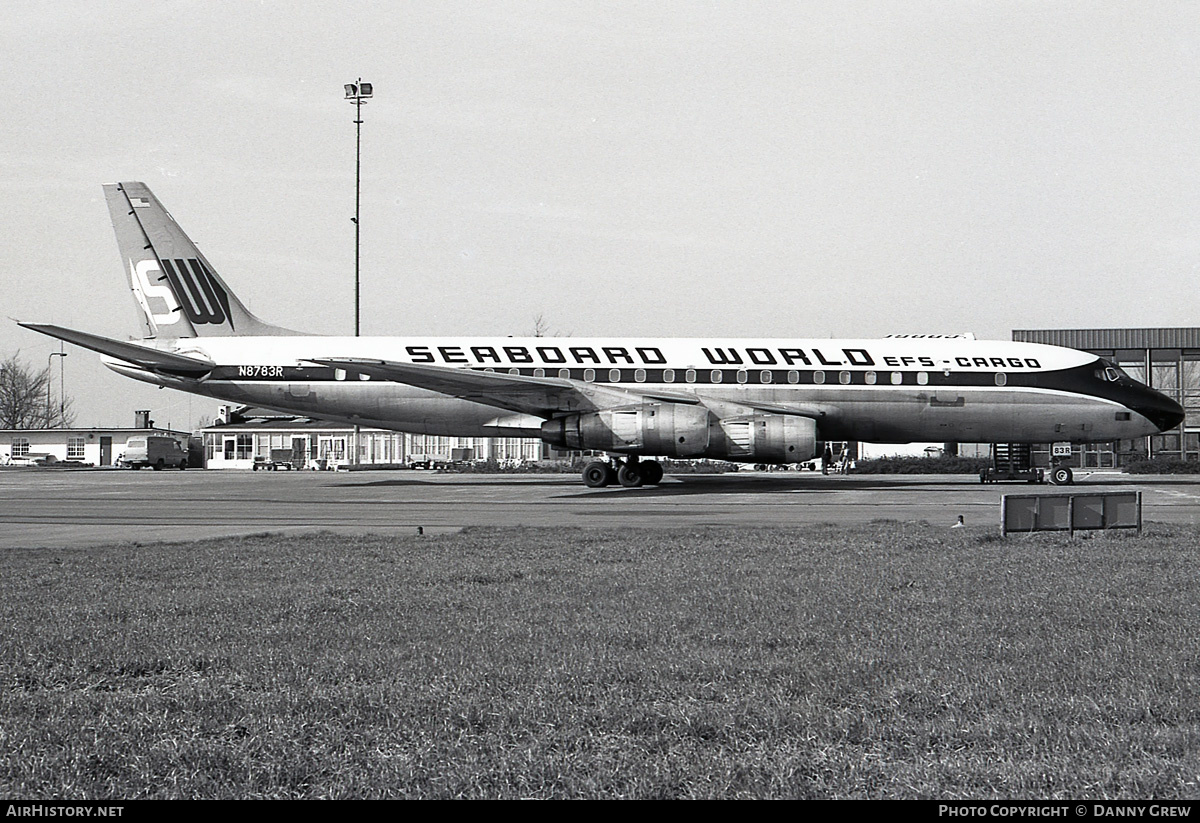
[1,468,1198,549]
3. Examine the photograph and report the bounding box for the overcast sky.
[2,1,1199,429]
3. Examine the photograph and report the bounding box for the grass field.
[1,523,1199,799]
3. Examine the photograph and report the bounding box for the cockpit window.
[1094,361,1128,383]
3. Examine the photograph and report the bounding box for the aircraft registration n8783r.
[20,182,1184,488]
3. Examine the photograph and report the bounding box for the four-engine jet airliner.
[19,182,1185,487]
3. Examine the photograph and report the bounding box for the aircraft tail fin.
[105,182,299,339]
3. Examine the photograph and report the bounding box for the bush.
[1123,457,1200,474]
[852,455,993,475]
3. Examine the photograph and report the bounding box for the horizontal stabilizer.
[18,323,214,376]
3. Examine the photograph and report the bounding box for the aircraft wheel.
[617,463,644,488]
[582,461,612,488]
[1050,466,1073,485]
[640,460,664,486]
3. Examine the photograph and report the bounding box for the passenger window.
[995,372,1007,386]
[686,369,696,383]
[608,369,621,382]
[891,371,902,385]
[584,369,595,382]
[634,369,646,383]
[711,370,723,383]
[787,370,799,384]
[663,369,675,383]
[534,368,545,378]
[839,371,851,385]
[864,371,877,385]
[814,371,826,384]
[760,370,772,384]
[917,372,928,385]
[558,368,570,379]
[737,369,748,384]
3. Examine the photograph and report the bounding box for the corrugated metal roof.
[1012,328,1200,350]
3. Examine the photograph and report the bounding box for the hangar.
[1013,327,1197,468]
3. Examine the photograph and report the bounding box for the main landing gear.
[582,457,664,489]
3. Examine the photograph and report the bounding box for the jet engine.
[540,402,712,457]
[713,414,819,464]
[541,404,821,464]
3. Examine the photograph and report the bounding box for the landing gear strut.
[581,457,664,488]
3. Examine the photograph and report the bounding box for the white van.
[119,436,188,470]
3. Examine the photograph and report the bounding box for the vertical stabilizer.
[105,182,297,338]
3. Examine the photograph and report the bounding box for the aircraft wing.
[18,323,214,376]
[308,357,710,417]
[309,357,825,420]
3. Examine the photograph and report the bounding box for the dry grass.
[1,523,1199,798]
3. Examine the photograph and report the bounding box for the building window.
[11,437,29,458]
[67,437,86,460]
[237,434,252,460]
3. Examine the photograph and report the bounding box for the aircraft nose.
[1133,391,1185,433]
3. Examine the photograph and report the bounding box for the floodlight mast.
[344,79,372,467]
[345,79,372,338]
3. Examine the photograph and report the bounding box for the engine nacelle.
[542,405,821,465]
[713,414,820,464]
[541,402,712,457]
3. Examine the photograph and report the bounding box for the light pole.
[344,79,372,337]
[344,79,372,466]
[47,347,66,428]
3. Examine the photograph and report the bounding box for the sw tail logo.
[130,258,232,331]
[161,258,232,326]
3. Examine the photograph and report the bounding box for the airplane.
[19,182,1185,488]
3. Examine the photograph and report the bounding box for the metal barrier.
[1001,491,1142,537]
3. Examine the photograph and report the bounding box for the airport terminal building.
[199,410,548,470]
[1014,327,1198,467]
